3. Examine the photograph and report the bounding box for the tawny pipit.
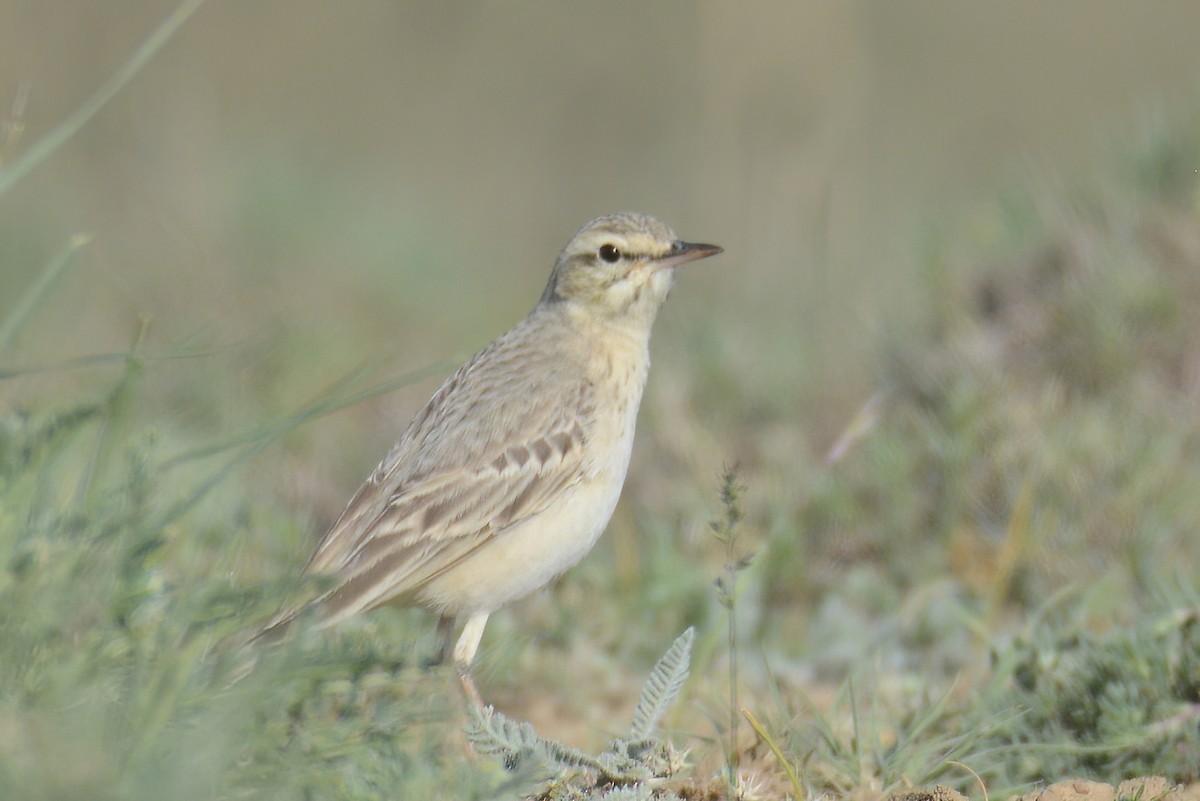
[260,212,721,703]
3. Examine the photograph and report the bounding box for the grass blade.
[629,627,694,740]
[0,234,90,354]
[0,0,206,198]
[743,708,804,801]
[158,357,457,471]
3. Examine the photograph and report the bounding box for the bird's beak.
[654,240,724,269]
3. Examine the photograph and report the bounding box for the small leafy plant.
[467,628,696,800]
[711,466,753,794]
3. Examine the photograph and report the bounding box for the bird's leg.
[453,612,489,709]
[459,671,484,711]
[431,614,456,666]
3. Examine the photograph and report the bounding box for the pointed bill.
[654,240,723,269]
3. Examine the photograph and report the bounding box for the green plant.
[466,628,696,800]
[968,587,1200,788]
[710,467,752,794]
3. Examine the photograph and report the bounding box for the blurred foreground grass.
[3,32,1200,800]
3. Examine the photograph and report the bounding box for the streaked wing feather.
[301,317,594,619]
[315,423,586,621]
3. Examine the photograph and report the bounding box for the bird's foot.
[457,666,484,710]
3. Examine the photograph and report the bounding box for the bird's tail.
[208,598,307,665]
[248,601,308,645]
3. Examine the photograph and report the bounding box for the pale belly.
[415,474,625,615]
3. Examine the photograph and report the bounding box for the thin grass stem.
[0,234,90,354]
[0,0,206,198]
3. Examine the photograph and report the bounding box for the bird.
[257,211,722,705]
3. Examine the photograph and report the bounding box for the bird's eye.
[598,244,621,263]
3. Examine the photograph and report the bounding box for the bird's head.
[540,212,722,327]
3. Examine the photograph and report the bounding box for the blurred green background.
[5,2,1200,385]
[5,0,1200,517]
[3,3,1200,797]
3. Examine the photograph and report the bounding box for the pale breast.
[416,475,625,614]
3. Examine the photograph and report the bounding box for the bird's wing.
[312,420,587,621]
[301,317,595,620]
